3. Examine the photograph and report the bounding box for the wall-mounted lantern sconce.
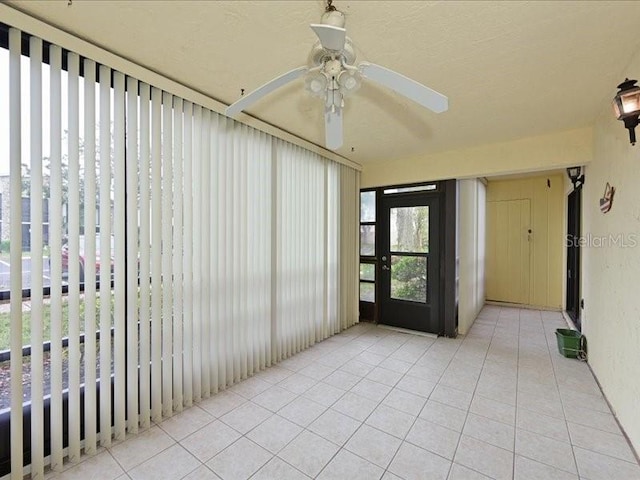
[613,78,640,145]
[567,166,584,189]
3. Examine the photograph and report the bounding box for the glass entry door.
[379,194,440,333]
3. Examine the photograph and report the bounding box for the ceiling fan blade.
[225,66,308,117]
[310,24,346,51]
[359,62,448,113]
[324,107,343,150]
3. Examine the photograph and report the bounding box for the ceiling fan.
[225,1,449,151]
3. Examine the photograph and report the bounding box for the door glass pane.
[360,225,375,256]
[360,191,376,222]
[391,255,427,303]
[360,282,375,302]
[360,263,375,281]
[390,206,429,253]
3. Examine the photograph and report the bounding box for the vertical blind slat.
[126,76,140,433]
[138,82,152,429]
[161,91,174,416]
[150,87,162,422]
[98,64,113,447]
[29,35,45,480]
[48,43,64,471]
[173,97,184,410]
[182,101,194,406]
[83,58,98,454]
[114,69,126,441]
[200,108,211,396]
[67,51,82,462]
[191,104,202,401]
[9,28,23,480]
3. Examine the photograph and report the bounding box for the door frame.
[566,185,582,330]
[357,180,457,336]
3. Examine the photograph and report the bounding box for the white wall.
[458,179,486,334]
[583,50,640,452]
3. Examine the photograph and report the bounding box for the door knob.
[381,256,387,261]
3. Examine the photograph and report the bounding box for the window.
[360,190,376,304]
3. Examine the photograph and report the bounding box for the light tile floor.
[48,306,640,480]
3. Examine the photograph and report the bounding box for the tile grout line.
[512,307,522,480]
[445,308,500,480]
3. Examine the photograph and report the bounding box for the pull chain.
[326,0,337,12]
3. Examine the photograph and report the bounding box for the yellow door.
[486,199,531,304]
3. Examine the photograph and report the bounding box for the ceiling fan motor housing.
[321,10,346,28]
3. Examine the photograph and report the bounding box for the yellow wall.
[582,46,640,452]
[362,127,593,188]
[486,175,564,309]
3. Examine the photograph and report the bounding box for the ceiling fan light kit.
[225,1,449,150]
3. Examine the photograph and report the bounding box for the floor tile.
[340,360,375,377]
[278,373,318,394]
[355,351,387,366]
[388,441,451,480]
[419,400,467,432]
[56,451,124,480]
[317,449,384,480]
[309,408,362,445]
[382,388,427,416]
[198,391,247,418]
[463,413,515,451]
[228,376,272,399]
[379,357,413,374]
[251,457,310,480]
[303,381,346,407]
[128,444,199,480]
[447,463,493,479]
[573,446,640,480]
[255,366,294,384]
[109,426,175,471]
[363,403,415,439]
[396,375,437,398]
[247,415,303,453]
[298,363,335,381]
[454,435,513,480]
[181,465,221,480]
[430,384,473,410]
[366,366,404,386]
[157,406,214,441]
[469,395,516,426]
[206,437,272,480]
[515,428,577,474]
[567,422,637,463]
[405,418,461,459]
[278,396,327,427]
[345,424,402,469]
[562,405,621,434]
[180,420,242,462]
[514,455,578,480]
[331,392,378,421]
[219,401,272,434]
[350,378,392,402]
[278,430,340,478]
[251,385,298,412]
[516,408,570,443]
[324,370,362,391]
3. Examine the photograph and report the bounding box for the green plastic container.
[555,328,583,358]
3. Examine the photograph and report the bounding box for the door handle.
[382,265,390,271]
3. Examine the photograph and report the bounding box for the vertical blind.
[4,27,359,479]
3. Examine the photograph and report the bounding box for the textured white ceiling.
[7,0,640,165]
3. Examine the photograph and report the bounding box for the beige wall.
[362,127,593,188]
[582,50,640,452]
[486,175,564,309]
